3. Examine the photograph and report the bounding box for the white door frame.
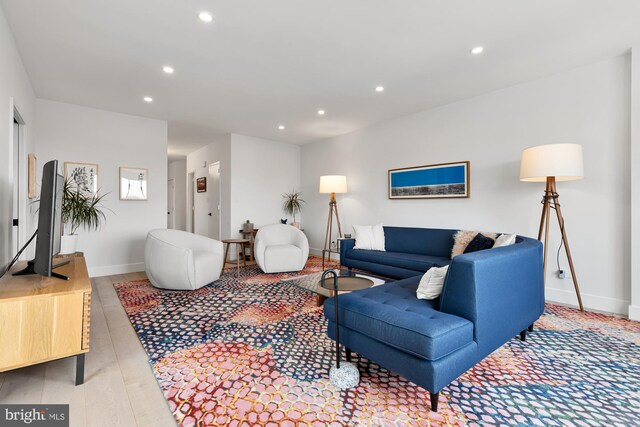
[208,162,221,240]
[167,178,175,229]
[187,171,195,233]
[9,100,27,258]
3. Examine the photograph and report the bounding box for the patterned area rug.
[114,258,640,426]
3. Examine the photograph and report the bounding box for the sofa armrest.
[340,238,356,264]
[439,237,544,358]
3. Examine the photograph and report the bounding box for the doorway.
[188,171,195,233]
[167,178,175,229]
[207,162,221,240]
[12,108,25,255]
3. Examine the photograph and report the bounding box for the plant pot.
[292,222,301,229]
[60,234,79,255]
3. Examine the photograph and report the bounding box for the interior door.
[167,179,175,229]
[208,163,220,240]
[12,118,20,253]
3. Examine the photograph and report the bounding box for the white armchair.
[254,224,309,273]
[145,229,224,290]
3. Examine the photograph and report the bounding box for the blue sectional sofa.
[325,226,544,412]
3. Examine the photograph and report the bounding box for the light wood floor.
[0,272,177,427]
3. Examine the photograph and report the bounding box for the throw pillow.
[494,233,517,248]
[353,224,386,251]
[463,233,495,254]
[451,230,497,258]
[416,265,450,300]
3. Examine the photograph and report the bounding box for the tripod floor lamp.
[520,143,584,311]
[320,175,347,269]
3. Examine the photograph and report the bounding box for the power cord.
[2,230,37,277]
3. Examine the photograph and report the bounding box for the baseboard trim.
[89,262,145,278]
[309,247,340,260]
[545,286,629,316]
[628,305,640,321]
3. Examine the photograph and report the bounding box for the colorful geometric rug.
[114,258,640,426]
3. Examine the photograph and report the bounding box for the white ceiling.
[3,0,640,157]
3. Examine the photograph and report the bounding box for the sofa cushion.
[345,249,450,273]
[324,276,474,361]
[384,226,457,258]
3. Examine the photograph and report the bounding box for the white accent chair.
[254,224,309,273]
[145,229,224,290]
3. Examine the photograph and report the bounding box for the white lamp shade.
[319,175,348,193]
[520,143,584,182]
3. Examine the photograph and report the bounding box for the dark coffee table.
[317,269,375,305]
[283,268,383,306]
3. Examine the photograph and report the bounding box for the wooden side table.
[238,228,258,262]
[222,239,250,277]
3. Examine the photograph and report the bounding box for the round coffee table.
[316,270,374,305]
[320,270,374,388]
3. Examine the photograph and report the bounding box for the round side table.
[221,239,250,277]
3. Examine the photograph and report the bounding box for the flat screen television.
[12,159,69,280]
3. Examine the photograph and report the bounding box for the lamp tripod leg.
[333,203,343,238]
[552,195,584,312]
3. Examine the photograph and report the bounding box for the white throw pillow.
[494,233,517,248]
[416,265,449,300]
[353,224,385,251]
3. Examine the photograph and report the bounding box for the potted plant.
[282,190,305,229]
[60,179,110,254]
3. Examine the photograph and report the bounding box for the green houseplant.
[282,190,305,228]
[60,178,110,254]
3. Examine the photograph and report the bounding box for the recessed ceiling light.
[317,110,326,115]
[375,86,385,92]
[143,96,153,103]
[198,12,213,23]
[278,125,285,130]
[162,66,174,74]
[471,46,484,55]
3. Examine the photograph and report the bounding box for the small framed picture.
[65,162,99,196]
[197,177,207,193]
[120,167,148,201]
[388,161,470,199]
[28,154,37,199]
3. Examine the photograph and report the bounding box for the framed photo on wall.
[120,167,148,201]
[197,177,207,193]
[28,153,37,199]
[388,161,470,199]
[65,162,98,196]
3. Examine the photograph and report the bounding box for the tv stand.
[0,255,91,385]
[12,259,70,281]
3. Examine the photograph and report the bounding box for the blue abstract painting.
[388,161,470,199]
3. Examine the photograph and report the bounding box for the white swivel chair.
[254,224,309,273]
[145,229,224,290]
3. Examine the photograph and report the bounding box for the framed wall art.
[28,153,37,199]
[388,161,470,199]
[120,167,148,201]
[65,162,98,196]
[197,177,207,193]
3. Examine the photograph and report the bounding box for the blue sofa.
[340,227,458,278]
[325,226,544,411]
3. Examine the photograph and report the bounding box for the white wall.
[35,99,167,277]
[631,47,640,321]
[301,55,631,315]
[0,5,36,272]
[168,159,187,231]
[230,134,301,237]
[186,135,231,239]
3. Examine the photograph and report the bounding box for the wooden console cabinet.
[0,255,91,385]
